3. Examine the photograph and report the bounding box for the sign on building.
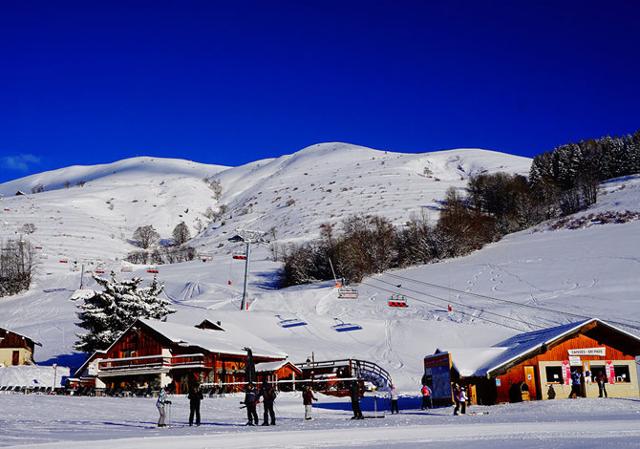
[567,347,606,356]
[423,352,453,400]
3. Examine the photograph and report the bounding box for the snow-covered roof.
[254,360,301,374]
[434,348,509,378]
[0,325,42,347]
[138,319,287,359]
[437,318,640,378]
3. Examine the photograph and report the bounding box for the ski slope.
[1,147,639,394]
[0,143,531,276]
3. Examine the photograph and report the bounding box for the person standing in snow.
[452,383,461,415]
[420,384,432,410]
[569,370,582,399]
[596,372,608,398]
[389,384,399,414]
[244,382,259,426]
[188,384,203,426]
[458,386,467,414]
[156,386,172,427]
[349,380,364,420]
[259,380,277,426]
[303,385,318,420]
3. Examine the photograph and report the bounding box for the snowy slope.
[2,144,639,395]
[0,143,530,277]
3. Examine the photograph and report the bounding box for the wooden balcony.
[97,353,209,377]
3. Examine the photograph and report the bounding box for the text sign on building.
[569,356,582,366]
[567,347,606,356]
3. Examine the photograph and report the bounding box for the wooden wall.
[492,332,636,403]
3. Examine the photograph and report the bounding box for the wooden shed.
[424,318,640,405]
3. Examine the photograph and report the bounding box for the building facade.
[72,318,287,394]
[424,319,640,405]
[0,327,40,367]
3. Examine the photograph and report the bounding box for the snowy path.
[2,394,640,448]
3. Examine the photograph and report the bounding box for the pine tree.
[70,272,175,353]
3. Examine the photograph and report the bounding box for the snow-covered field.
[1,393,639,448]
[1,148,640,447]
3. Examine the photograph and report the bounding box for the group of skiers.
[155,380,471,428]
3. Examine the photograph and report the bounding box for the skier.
[302,385,318,420]
[596,371,608,398]
[420,384,432,410]
[389,383,399,414]
[188,384,203,426]
[259,380,277,426]
[244,382,259,426]
[156,386,172,427]
[349,380,364,420]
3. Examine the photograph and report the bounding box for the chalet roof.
[433,318,640,378]
[0,325,42,347]
[138,319,287,359]
[255,360,302,374]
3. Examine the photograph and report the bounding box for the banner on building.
[424,352,452,400]
[567,347,606,356]
[606,360,616,384]
[562,360,571,385]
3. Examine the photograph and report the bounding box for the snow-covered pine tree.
[70,271,175,353]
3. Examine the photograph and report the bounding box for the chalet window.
[545,366,563,383]
[614,365,631,383]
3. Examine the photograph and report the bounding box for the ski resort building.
[423,319,640,405]
[0,327,41,367]
[72,318,287,394]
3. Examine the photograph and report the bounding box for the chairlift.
[59,259,68,264]
[332,318,363,332]
[35,246,43,250]
[95,269,106,275]
[388,294,408,308]
[337,286,359,299]
[232,253,247,260]
[275,314,308,329]
[200,255,212,262]
[147,266,159,274]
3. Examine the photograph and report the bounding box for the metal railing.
[97,353,208,373]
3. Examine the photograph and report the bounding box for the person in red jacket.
[303,385,318,420]
[420,384,432,410]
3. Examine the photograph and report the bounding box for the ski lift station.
[422,319,640,405]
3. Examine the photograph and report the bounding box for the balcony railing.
[97,353,209,376]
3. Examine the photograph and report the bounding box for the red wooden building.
[72,318,287,394]
[0,326,41,367]
[423,319,640,405]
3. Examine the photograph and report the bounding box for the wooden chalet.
[254,360,302,390]
[0,326,41,367]
[423,318,640,405]
[73,318,287,394]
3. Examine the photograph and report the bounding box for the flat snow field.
[2,393,640,449]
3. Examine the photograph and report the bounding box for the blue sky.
[1,0,639,182]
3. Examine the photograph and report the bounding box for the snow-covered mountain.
[0,143,531,271]
[2,143,639,392]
